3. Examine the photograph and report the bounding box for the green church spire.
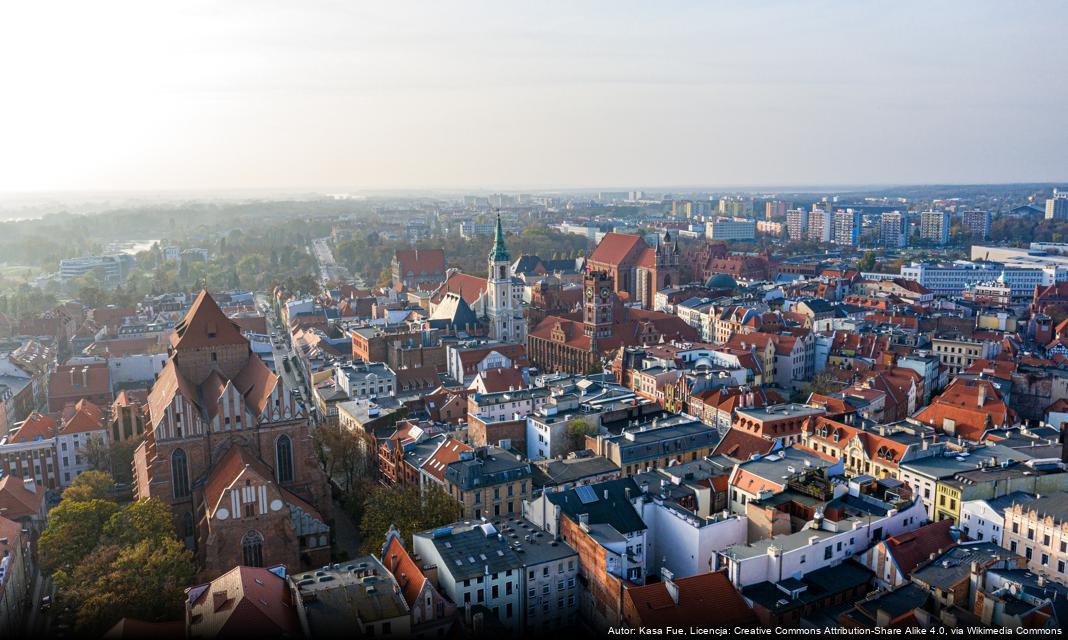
[489,212,510,262]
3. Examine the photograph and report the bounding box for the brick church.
[526,270,699,374]
[586,231,679,309]
[133,290,331,576]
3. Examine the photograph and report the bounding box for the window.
[242,530,264,567]
[276,435,294,483]
[172,449,190,498]
[824,546,833,560]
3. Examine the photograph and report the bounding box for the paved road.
[331,497,363,560]
[25,570,54,638]
[256,295,311,421]
[312,237,351,285]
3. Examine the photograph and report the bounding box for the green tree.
[60,469,115,502]
[39,498,120,575]
[83,437,140,485]
[566,418,597,451]
[359,484,459,553]
[857,251,877,272]
[103,498,178,547]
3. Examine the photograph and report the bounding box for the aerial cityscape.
[2,2,1067,639]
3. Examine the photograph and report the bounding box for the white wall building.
[637,497,747,579]
[715,497,927,588]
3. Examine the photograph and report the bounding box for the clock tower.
[486,213,525,343]
[583,270,614,339]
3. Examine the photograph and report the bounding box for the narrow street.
[331,497,363,561]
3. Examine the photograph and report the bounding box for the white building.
[335,361,396,400]
[900,260,1053,299]
[413,522,523,632]
[716,490,927,588]
[637,492,747,579]
[705,218,756,241]
[959,492,1035,544]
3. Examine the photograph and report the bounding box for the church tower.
[487,214,525,343]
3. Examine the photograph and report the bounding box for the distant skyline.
[2,1,1066,193]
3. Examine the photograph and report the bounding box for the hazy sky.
[1,1,1066,193]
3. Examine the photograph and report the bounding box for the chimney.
[69,367,75,386]
[977,383,987,408]
[664,577,679,605]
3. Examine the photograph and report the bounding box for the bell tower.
[486,213,524,343]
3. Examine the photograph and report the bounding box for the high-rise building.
[920,210,950,244]
[786,209,809,241]
[1047,189,1068,221]
[671,200,693,218]
[879,212,907,248]
[833,210,861,246]
[765,200,787,220]
[706,218,756,241]
[807,208,832,243]
[961,210,991,240]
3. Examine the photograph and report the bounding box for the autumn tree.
[39,498,120,575]
[67,538,195,635]
[359,483,460,553]
[61,469,116,502]
[312,425,377,493]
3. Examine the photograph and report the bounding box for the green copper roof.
[489,214,510,261]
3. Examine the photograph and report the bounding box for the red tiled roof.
[230,315,267,335]
[713,427,774,461]
[49,362,111,400]
[170,290,249,350]
[147,359,201,430]
[914,378,1012,440]
[0,475,45,519]
[730,467,785,495]
[422,437,472,482]
[61,399,106,435]
[883,520,957,578]
[188,566,299,637]
[805,416,909,466]
[470,367,526,393]
[383,534,429,608]
[396,366,443,393]
[395,249,446,276]
[589,233,648,267]
[9,412,58,443]
[232,355,280,416]
[624,570,756,628]
[431,272,487,306]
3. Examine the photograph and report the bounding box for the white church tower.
[486,213,525,344]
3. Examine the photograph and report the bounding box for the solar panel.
[575,485,599,504]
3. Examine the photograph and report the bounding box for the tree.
[39,498,120,575]
[566,418,597,451]
[83,437,140,485]
[103,498,178,547]
[71,538,195,635]
[61,470,115,502]
[312,425,377,493]
[359,484,460,553]
[857,251,877,273]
